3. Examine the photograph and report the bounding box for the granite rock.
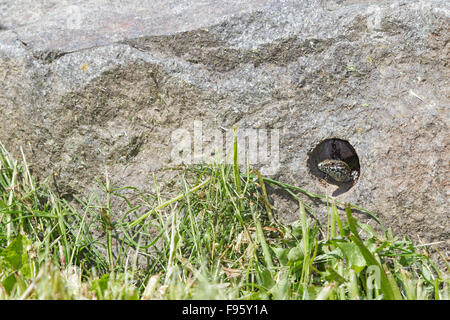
[0,0,448,256]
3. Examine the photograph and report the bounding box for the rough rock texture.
[1,1,449,255]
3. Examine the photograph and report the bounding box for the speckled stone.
[0,0,448,258]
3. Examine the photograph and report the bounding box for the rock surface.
[1,0,449,255]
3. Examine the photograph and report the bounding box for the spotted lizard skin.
[317,159,358,183]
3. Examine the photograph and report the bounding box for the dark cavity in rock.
[307,138,360,193]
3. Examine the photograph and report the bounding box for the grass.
[0,138,448,300]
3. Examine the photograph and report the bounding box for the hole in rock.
[307,138,360,194]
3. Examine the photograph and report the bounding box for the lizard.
[317,159,358,183]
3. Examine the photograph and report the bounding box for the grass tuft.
[0,140,448,299]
